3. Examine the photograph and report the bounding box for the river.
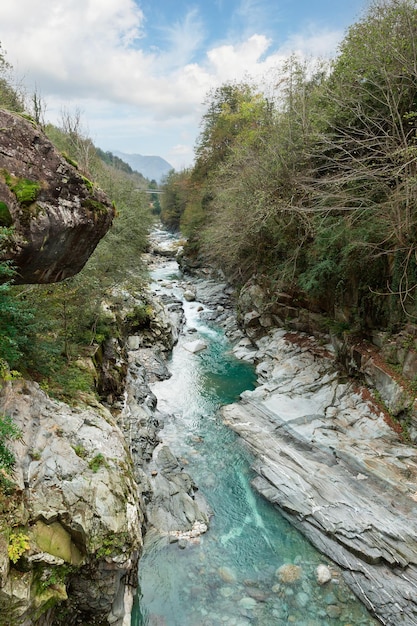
[131,244,378,626]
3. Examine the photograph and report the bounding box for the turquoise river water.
[131,260,379,626]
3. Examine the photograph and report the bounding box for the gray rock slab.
[224,329,417,625]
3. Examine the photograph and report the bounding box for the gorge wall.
[0,109,135,626]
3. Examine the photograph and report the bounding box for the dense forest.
[160,0,417,334]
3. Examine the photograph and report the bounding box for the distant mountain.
[112,150,173,183]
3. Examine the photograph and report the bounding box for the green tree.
[192,61,321,283]
[0,262,38,368]
[193,81,272,181]
[159,169,189,231]
[0,44,24,113]
[308,0,417,314]
[0,413,21,493]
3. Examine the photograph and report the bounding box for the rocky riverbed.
[3,225,414,625]
[131,235,378,626]
[148,230,417,624]
[119,253,212,544]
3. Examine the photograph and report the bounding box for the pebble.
[220,586,234,598]
[326,604,342,619]
[245,586,268,602]
[276,564,302,584]
[316,564,332,585]
[295,591,309,608]
[238,597,257,610]
[218,566,237,583]
[324,591,337,605]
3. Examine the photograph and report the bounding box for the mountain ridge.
[112,150,173,183]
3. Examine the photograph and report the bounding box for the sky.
[0,0,368,170]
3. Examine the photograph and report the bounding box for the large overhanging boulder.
[0,109,115,284]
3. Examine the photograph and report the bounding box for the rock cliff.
[0,379,143,626]
[237,277,417,443]
[0,109,114,284]
[0,110,147,625]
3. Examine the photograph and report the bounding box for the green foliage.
[0,263,40,368]
[62,152,78,169]
[81,198,107,213]
[160,169,188,230]
[125,304,153,330]
[72,444,87,459]
[88,453,106,473]
[38,360,96,403]
[194,81,271,178]
[95,148,135,175]
[174,0,417,330]
[0,413,21,493]
[96,531,130,558]
[0,44,24,113]
[80,175,94,192]
[36,564,74,594]
[0,203,12,227]
[7,530,30,563]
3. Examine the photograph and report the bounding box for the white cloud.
[0,1,344,168]
[281,27,343,58]
[158,8,206,66]
[207,34,272,81]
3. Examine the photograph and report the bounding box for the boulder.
[183,289,196,302]
[0,109,114,283]
[184,339,207,353]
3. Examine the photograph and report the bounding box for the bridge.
[139,189,164,194]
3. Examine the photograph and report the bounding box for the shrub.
[88,453,106,473]
[0,413,22,493]
[8,530,30,563]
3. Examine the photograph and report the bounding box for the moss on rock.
[31,522,83,566]
[2,171,41,207]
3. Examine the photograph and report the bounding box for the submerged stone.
[276,564,302,585]
[218,566,237,584]
[316,564,332,585]
[238,596,258,610]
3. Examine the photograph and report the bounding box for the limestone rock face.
[0,109,115,284]
[0,379,143,625]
